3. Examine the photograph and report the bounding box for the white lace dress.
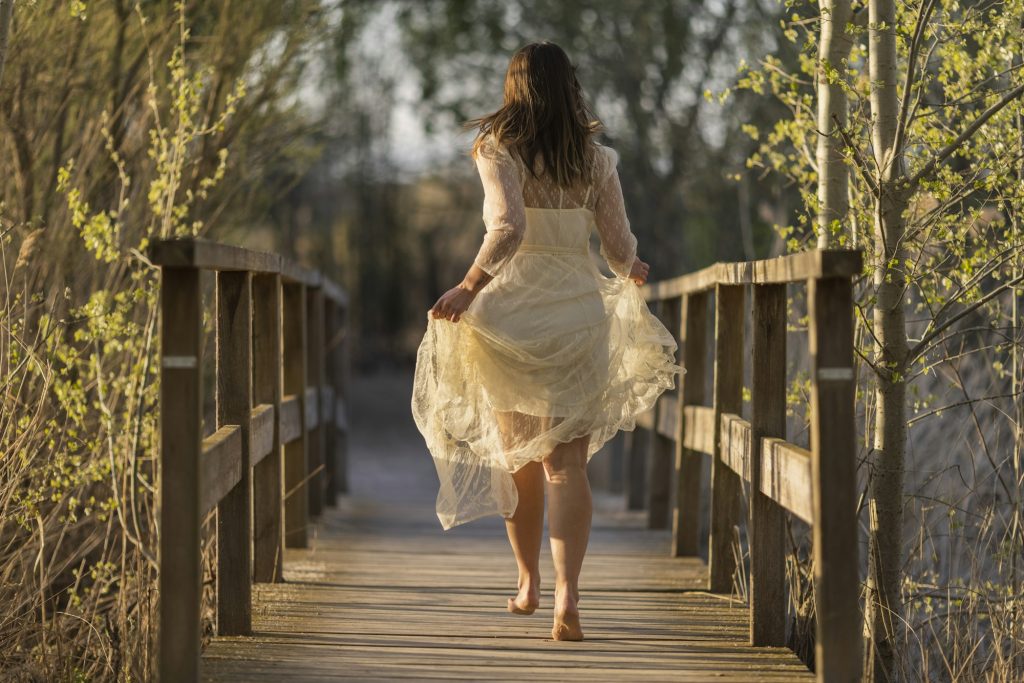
[411,135,685,529]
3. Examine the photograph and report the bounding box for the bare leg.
[543,434,592,640]
[504,460,544,613]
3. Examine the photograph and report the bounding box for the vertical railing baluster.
[708,284,745,591]
[323,298,338,505]
[215,271,253,636]
[335,298,350,495]
[808,275,861,682]
[158,266,202,682]
[252,273,283,582]
[626,427,649,510]
[749,283,787,646]
[283,281,308,547]
[648,297,680,529]
[306,285,325,517]
[672,290,708,557]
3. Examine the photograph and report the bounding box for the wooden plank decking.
[201,370,813,682]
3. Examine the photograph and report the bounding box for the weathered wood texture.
[199,401,814,682]
[306,286,326,517]
[672,290,707,557]
[282,282,308,548]
[647,297,679,529]
[641,248,863,300]
[252,274,283,583]
[807,276,862,681]
[749,284,787,647]
[159,267,203,683]
[216,271,253,636]
[708,284,745,592]
[153,240,349,681]
[626,424,649,511]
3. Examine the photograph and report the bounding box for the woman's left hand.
[430,283,476,323]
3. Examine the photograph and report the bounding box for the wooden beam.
[681,405,715,455]
[307,286,326,518]
[252,273,284,584]
[321,278,349,308]
[641,249,863,301]
[282,282,308,548]
[709,284,745,593]
[215,270,253,636]
[250,404,275,466]
[808,275,862,682]
[648,298,679,530]
[280,395,302,444]
[333,299,350,494]
[199,426,243,517]
[720,413,751,481]
[749,284,787,647]
[672,290,708,557]
[158,266,202,683]
[626,425,649,511]
[760,439,813,524]
[304,385,320,431]
[149,238,280,274]
[280,259,320,287]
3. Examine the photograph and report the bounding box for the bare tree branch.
[908,273,1024,362]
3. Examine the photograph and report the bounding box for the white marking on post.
[817,366,854,381]
[162,355,198,369]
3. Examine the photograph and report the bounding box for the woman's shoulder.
[590,142,620,183]
[472,131,514,162]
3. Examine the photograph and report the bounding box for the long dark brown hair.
[465,41,602,188]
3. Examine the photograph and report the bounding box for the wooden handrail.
[150,237,348,304]
[624,247,863,683]
[639,248,862,300]
[151,238,350,683]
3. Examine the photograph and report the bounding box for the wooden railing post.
[708,284,745,591]
[323,299,338,505]
[672,290,708,556]
[215,270,253,635]
[648,297,680,529]
[626,427,649,511]
[749,283,787,646]
[158,266,202,682]
[252,273,283,582]
[808,275,862,682]
[306,286,326,517]
[283,282,308,547]
[333,299,350,495]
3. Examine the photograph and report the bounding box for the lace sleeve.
[471,137,526,277]
[593,146,637,278]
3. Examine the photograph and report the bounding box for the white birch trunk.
[867,0,910,679]
[815,0,853,248]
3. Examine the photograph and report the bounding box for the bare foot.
[507,578,540,615]
[551,587,583,641]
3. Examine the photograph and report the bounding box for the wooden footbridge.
[150,239,863,682]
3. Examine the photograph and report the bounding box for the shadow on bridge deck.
[201,368,812,682]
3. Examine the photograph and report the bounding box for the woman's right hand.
[628,257,650,285]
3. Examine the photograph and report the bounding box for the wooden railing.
[149,239,350,683]
[628,248,863,683]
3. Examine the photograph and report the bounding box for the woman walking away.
[411,41,684,642]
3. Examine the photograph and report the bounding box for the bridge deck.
[200,371,813,682]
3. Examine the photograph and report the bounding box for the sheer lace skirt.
[411,259,684,529]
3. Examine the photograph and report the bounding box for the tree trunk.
[815,0,853,248]
[0,0,14,89]
[867,0,910,679]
